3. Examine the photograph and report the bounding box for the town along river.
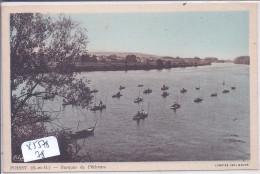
[53,63,249,162]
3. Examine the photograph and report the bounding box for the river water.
[54,63,249,162]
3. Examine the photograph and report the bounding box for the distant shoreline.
[73,61,211,72]
[69,52,248,73]
[48,53,249,74]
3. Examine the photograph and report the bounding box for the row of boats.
[132,83,236,120]
[64,83,236,121]
[110,83,235,100]
[68,82,236,139]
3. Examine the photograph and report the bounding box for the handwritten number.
[26,142,32,150]
[37,140,49,149]
[43,141,49,148]
[33,141,37,149]
[38,140,43,148]
[35,150,45,159]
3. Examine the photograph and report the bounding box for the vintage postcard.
[1,2,258,172]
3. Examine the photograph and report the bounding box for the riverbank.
[73,61,211,72]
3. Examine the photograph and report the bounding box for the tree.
[81,54,91,62]
[156,59,164,69]
[125,54,137,63]
[165,60,172,69]
[234,56,250,65]
[107,54,117,61]
[10,13,92,162]
[90,55,98,63]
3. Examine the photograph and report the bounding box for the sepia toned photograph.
[2,2,258,172]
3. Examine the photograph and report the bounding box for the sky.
[70,11,249,60]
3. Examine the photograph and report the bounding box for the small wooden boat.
[134,96,143,103]
[211,93,217,97]
[90,104,106,111]
[161,85,169,91]
[196,87,200,90]
[231,87,236,90]
[119,86,125,90]
[133,111,148,120]
[222,89,229,93]
[194,97,203,103]
[143,88,152,94]
[162,91,169,97]
[90,89,98,93]
[211,88,218,97]
[180,88,187,93]
[71,127,95,139]
[171,102,181,110]
[133,103,150,120]
[112,92,122,98]
[70,121,98,140]
[138,84,144,87]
